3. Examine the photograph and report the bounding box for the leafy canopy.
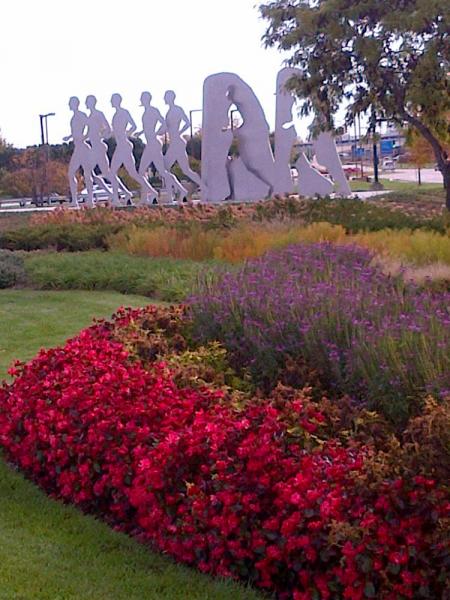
[259,0,449,139]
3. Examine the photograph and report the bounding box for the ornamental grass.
[191,243,450,424]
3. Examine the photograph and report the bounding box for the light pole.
[370,110,384,191]
[189,109,202,140]
[39,112,55,145]
[38,112,55,200]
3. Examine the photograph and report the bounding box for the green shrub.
[0,251,26,288]
[297,198,447,233]
[0,223,122,252]
[24,251,211,302]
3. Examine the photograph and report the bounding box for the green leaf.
[364,582,376,598]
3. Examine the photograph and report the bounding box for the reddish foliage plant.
[0,313,448,599]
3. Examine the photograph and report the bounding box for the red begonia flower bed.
[0,314,448,599]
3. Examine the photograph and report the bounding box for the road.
[382,168,443,184]
[0,199,58,213]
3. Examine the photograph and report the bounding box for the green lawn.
[350,178,444,193]
[0,289,151,377]
[0,289,262,600]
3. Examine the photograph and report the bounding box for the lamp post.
[39,112,55,145]
[370,110,384,191]
[38,112,55,201]
[189,109,202,140]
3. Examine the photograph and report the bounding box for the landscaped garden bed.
[1,242,449,599]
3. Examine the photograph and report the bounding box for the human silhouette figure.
[64,96,93,207]
[137,92,187,202]
[226,83,274,197]
[163,90,201,188]
[85,94,121,204]
[201,74,234,202]
[274,68,299,195]
[110,93,155,205]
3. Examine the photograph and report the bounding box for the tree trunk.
[444,165,450,211]
[402,113,450,210]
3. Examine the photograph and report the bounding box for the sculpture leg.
[153,153,188,201]
[84,169,94,208]
[68,160,80,208]
[240,156,273,198]
[124,155,157,204]
[177,152,201,187]
[69,152,82,208]
[109,154,124,207]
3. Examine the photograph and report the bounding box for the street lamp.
[370,110,384,191]
[39,112,56,145]
[38,112,55,201]
[189,109,202,140]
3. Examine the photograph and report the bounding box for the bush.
[0,223,121,251]
[299,198,447,233]
[24,251,208,302]
[0,250,26,288]
[352,228,450,265]
[191,243,450,425]
[0,316,448,600]
[108,220,450,266]
[29,198,448,233]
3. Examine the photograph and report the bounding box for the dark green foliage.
[254,197,447,233]
[260,0,450,207]
[0,223,121,252]
[24,251,207,302]
[0,251,26,288]
[300,198,447,233]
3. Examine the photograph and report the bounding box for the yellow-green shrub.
[351,228,450,265]
[107,221,450,267]
[108,224,218,261]
[108,222,347,263]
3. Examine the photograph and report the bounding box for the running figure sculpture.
[85,94,119,204]
[64,96,92,208]
[163,90,201,189]
[137,91,187,203]
[110,93,155,205]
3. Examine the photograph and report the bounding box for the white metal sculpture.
[138,91,187,202]
[67,69,351,207]
[201,73,234,202]
[226,75,274,201]
[110,93,155,205]
[202,72,274,202]
[85,95,116,204]
[274,68,299,196]
[314,131,352,196]
[163,90,202,190]
[296,152,334,197]
[64,96,91,208]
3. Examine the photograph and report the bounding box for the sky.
[0,0,316,148]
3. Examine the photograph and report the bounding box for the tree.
[0,131,18,171]
[259,0,450,207]
[1,148,68,198]
[406,129,435,185]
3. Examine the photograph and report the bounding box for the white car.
[382,158,395,171]
[78,184,130,204]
